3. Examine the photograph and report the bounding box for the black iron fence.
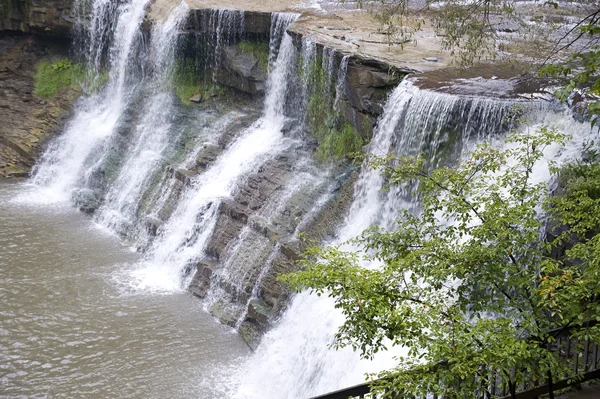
[310,324,600,399]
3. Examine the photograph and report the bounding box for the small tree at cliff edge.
[284,127,600,398]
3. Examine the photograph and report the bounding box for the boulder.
[72,188,102,214]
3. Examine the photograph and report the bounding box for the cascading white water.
[95,3,189,235]
[209,10,245,81]
[31,0,152,201]
[123,13,300,293]
[235,79,594,399]
[332,55,349,114]
[234,82,413,399]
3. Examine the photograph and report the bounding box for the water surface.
[0,180,249,398]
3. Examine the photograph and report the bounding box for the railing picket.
[574,337,580,374]
[583,338,590,372]
[564,338,571,378]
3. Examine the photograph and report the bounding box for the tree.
[352,0,597,62]
[284,127,600,398]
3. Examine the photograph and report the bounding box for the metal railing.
[310,324,600,399]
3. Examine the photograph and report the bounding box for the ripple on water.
[0,180,250,398]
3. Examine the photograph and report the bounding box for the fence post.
[547,370,555,399]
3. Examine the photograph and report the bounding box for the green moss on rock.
[173,60,226,105]
[34,59,85,99]
[236,40,269,74]
[304,54,363,162]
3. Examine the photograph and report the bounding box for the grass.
[237,40,270,74]
[34,59,87,99]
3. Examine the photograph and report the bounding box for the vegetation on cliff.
[304,55,363,162]
[173,60,225,105]
[285,126,600,398]
[34,59,85,99]
[237,41,270,74]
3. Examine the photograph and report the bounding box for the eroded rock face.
[185,148,358,348]
[184,9,272,38]
[0,36,79,178]
[1,0,73,38]
[214,45,267,95]
[344,58,399,115]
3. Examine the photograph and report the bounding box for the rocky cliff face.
[1,0,73,38]
[0,36,79,178]
[0,0,77,178]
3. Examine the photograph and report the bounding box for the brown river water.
[0,180,249,398]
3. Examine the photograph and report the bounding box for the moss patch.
[304,54,363,162]
[173,60,226,105]
[34,59,86,99]
[237,40,269,74]
[316,122,363,160]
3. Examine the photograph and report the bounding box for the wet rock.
[189,93,203,103]
[238,298,273,350]
[145,216,163,237]
[238,320,261,351]
[189,262,214,298]
[72,188,102,214]
[193,144,221,170]
[214,45,267,95]
[344,60,399,116]
[3,165,28,178]
[209,299,243,328]
[249,215,283,243]
[280,240,300,262]
[184,9,271,38]
[567,89,600,122]
[280,119,297,136]
[220,199,249,224]
[248,297,271,324]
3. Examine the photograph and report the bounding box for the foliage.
[173,60,226,105]
[540,10,600,124]
[284,127,600,398]
[304,54,363,162]
[346,0,525,64]
[34,59,87,99]
[237,40,270,74]
[432,0,519,65]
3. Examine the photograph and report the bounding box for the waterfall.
[123,13,300,293]
[95,3,190,236]
[332,55,349,114]
[208,10,245,81]
[23,1,597,396]
[31,0,152,201]
[234,79,592,398]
